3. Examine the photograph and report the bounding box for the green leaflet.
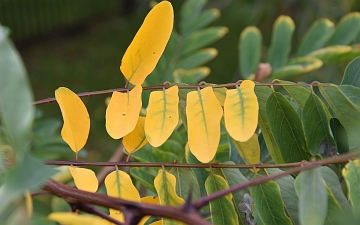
[302,93,336,156]
[266,168,299,225]
[330,118,349,155]
[168,168,201,201]
[308,45,352,63]
[341,57,360,87]
[320,166,352,213]
[319,85,360,146]
[297,18,335,56]
[180,8,220,35]
[0,25,34,157]
[277,80,311,109]
[179,0,206,31]
[254,86,284,163]
[295,167,327,225]
[268,16,295,70]
[130,145,179,163]
[179,27,228,56]
[327,12,360,46]
[205,173,239,225]
[342,160,360,218]
[250,176,292,225]
[339,85,360,107]
[173,67,210,84]
[271,57,322,79]
[266,92,311,163]
[324,185,346,225]
[175,48,218,70]
[130,168,156,193]
[239,26,262,78]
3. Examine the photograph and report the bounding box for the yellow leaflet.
[122,116,148,154]
[105,169,141,223]
[48,212,108,225]
[231,134,260,172]
[139,196,160,225]
[55,87,90,154]
[120,1,174,85]
[106,85,142,139]
[145,86,179,147]
[186,87,223,163]
[149,221,162,225]
[224,80,258,142]
[25,191,32,218]
[68,166,98,193]
[154,169,185,206]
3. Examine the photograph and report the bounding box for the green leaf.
[324,185,346,225]
[277,80,311,109]
[0,154,57,215]
[271,57,323,79]
[330,118,349,155]
[302,93,336,156]
[320,166,352,213]
[319,85,360,146]
[266,168,299,225]
[175,48,218,70]
[250,177,292,225]
[180,0,206,30]
[308,45,352,63]
[327,12,360,46]
[239,26,262,78]
[131,145,179,163]
[266,92,311,163]
[230,134,260,165]
[181,8,220,35]
[295,167,327,225]
[339,85,360,107]
[268,16,295,70]
[254,86,284,163]
[341,57,360,87]
[173,67,210,84]
[342,160,360,217]
[130,168,156,193]
[297,18,335,56]
[0,25,34,157]
[205,173,239,225]
[179,27,228,56]
[168,168,200,200]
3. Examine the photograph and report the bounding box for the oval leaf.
[239,26,262,78]
[271,57,323,79]
[295,167,328,225]
[251,177,293,225]
[145,86,179,147]
[186,87,223,163]
[224,80,258,142]
[205,173,239,225]
[302,93,336,157]
[341,56,360,87]
[231,134,260,166]
[266,92,311,163]
[48,212,108,225]
[55,87,90,154]
[123,116,148,154]
[120,1,174,85]
[268,15,295,70]
[342,160,360,217]
[68,166,98,193]
[106,85,142,139]
[327,12,360,46]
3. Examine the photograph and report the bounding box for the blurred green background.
[1,0,359,161]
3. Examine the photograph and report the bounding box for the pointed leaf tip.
[120,1,174,85]
[55,87,90,153]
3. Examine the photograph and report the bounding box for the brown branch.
[33,82,331,105]
[76,203,123,225]
[192,151,360,209]
[44,156,356,168]
[43,179,211,225]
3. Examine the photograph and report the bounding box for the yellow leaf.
[224,80,259,142]
[106,85,142,139]
[186,87,223,163]
[105,168,141,223]
[154,169,185,206]
[231,133,260,171]
[145,86,179,147]
[120,1,174,85]
[55,87,90,154]
[122,116,148,154]
[68,166,98,193]
[48,212,108,225]
[139,196,160,225]
[149,221,162,225]
[25,190,32,218]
